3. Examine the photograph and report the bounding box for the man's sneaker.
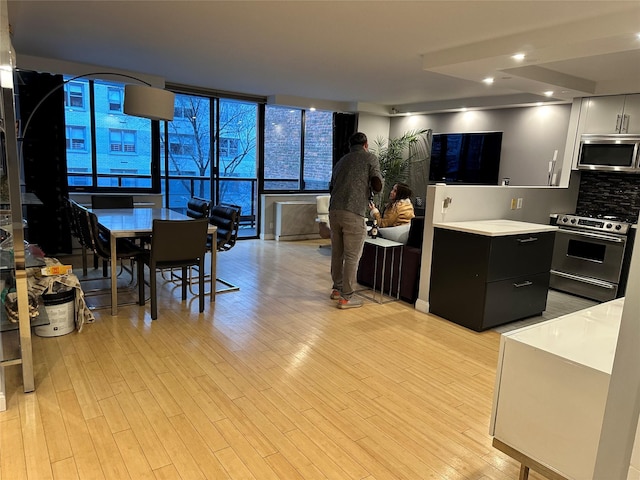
[330,289,341,300]
[337,296,363,309]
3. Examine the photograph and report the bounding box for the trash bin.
[35,288,76,337]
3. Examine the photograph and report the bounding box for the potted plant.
[370,129,431,207]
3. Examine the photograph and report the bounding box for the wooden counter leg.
[492,438,568,480]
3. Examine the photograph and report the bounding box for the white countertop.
[433,219,558,236]
[503,298,623,374]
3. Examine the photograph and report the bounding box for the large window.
[64,77,155,190]
[303,110,333,191]
[162,93,211,203]
[263,106,332,191]
[161,93,259,236]
[61,73,335,235]
[217,99,259,230]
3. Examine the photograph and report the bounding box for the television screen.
[429,132,502,185]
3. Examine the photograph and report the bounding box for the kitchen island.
[429,219,558,331]
[490,297,640,479]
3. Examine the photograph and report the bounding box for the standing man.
[329,132,383,309]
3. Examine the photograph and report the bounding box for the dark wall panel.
[333,113,357,166]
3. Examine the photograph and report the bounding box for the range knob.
[562,216,569,223]
[606,223,613,229]
[615,224,622,230]
[570,218,577,224]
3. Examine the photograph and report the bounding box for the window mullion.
[89,80,98,187]
[300,110,306,190]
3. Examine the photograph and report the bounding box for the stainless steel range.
[550,213,636,302]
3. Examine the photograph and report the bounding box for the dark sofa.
[356,216,425,303]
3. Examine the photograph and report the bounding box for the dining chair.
[89,195,136,272]
[207,203,242,294]
[70,201,146,305]
[316,195,331,249]
[185,196,211,219]
[137,217,209,320]
[91,195,134,209]
[67,197,114,276]
[66,198,92,276]
[161,196,211,283]
[165,203,241,296]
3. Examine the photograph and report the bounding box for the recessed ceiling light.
[309,107,316,112]
[544,91,554,97]
[483,77,494,85]
[512,53,525,61]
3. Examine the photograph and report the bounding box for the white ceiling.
[6,0,640,114]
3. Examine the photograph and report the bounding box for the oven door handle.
[551,270,618,289]
[560,229,626,244]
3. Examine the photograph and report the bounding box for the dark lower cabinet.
[429,227,556,331]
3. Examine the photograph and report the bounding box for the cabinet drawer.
[488,232,555,281]
[483,272,551,330]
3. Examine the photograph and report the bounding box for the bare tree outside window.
[164,94,211,199]
[161,94,258,227]
[218,100,257,204]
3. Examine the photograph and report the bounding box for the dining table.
[91,207,217,316]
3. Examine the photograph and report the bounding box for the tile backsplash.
[576,171,640,223]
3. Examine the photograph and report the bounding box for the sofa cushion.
[379,223,411,244]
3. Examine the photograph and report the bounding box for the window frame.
[65,125,87,152]
[109,128,137,154]
[65,81,86,109]
[65,77,161,194]
[107,86,123,112]
[262,106,333,194]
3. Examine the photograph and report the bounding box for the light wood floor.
[0,239,549,480]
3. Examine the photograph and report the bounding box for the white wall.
[415,181,580,313]
[390,104,572,187]
[17,54,167,88]
[356,113,390,147]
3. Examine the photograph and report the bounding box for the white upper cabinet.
[579,94,640,135]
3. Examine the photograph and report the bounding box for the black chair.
[71,201,146,305]
[91,195,134,209]
[86,209,145,273]
[185,196,211,219]
[161,196,211,283]
[66,198,92,276]
[90,195,136,272]
[138,218,209,320]
[207,203,241,293]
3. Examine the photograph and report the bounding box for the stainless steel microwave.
[577,134,640,172]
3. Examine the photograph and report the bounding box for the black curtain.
[333,112,357,166]
[17,70,72,255]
